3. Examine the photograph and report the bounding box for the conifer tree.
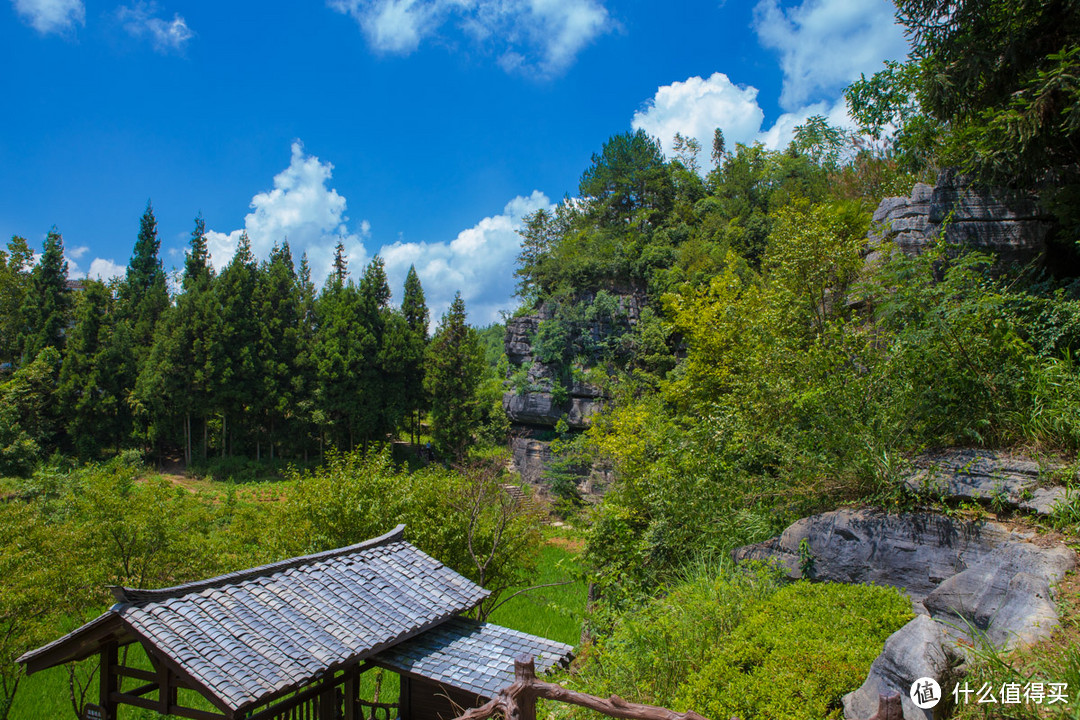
[209,233,259,456]
[120,201,169,350]
[400,266,429,445]
[19,229,71,362]
[424,292,484,458]
[58,280,119,457]
[254,242,301,459]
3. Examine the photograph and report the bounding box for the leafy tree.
[0,347,62,475]
[424,292,485,458]
[19,230,70,362]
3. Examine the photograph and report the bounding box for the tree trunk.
[221,414,226,458]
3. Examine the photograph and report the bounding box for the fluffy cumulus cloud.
[61,245,126,282]
[328,0,611,77]
[205,142,371,282]
[117,2,194,53]
[86,258,126,281]
[633,0,906,170]
[632,73,765,165]
[381,191,553,325]
[12,0,84,34]
[753,0,908,111]
[205,142,550,324]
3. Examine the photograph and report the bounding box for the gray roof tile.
[373,617,573,698]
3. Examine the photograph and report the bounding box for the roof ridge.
[110,524,407,605]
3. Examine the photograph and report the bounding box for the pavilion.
[18,525,573,720]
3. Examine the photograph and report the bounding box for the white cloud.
[755,96,854,152]
[117,2,194,53]
[61,244,125,282]
[381,190,553,325]
[329,0,612,77]
[205,142,551,324]
[12,0,84,34]
[87,258,126,281]
[632,73,765,169]
[753,0,907,111]
[205,141,371,283]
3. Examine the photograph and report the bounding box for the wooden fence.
[450,656,902,720]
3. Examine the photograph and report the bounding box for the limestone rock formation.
[732,508,1016,600]
[502,290,643,486]
[906,448,1070,515]
[866,170,1051,267]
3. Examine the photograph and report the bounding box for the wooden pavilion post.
[97,642,119,719]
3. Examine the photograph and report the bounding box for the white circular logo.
[911,677,942,709]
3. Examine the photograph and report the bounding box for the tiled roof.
[374,617,574,698]
[19,525,489,713]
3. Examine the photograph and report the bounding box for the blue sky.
[2,0,908,324]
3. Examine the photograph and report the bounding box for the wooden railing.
[263,685,399,720]
[451,656,902,720]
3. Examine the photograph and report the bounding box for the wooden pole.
[100,642,118,720]
[514,655,536,720]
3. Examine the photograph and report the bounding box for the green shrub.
[569,566,912,720]
[675,582,913,720]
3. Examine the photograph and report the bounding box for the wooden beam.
[113,665,156,683]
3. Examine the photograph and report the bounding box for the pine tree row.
[0,203,487,474]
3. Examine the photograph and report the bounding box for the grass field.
[8,524,586,720]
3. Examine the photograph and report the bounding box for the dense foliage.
[567,564,912,720]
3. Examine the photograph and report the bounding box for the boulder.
[922,541,1075,649]
[732,508,1014,601]
[735,507,1076,719]
[843,615,962,720]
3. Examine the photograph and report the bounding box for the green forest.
[3,0,1080,718]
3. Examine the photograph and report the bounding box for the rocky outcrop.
[867,170,1052,268]
[733,508,1016,600]
[503,290,645,486]
[735,508,1076,719]
[502,393,601,431]
[843,615,961,720]
[906,448,1070,515]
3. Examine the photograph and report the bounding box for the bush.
[675,582,913,720]
[569,565,912,720]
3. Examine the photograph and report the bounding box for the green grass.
[8,528,585,719]
[487,527,588,647]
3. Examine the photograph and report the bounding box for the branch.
[484,581,577,616]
